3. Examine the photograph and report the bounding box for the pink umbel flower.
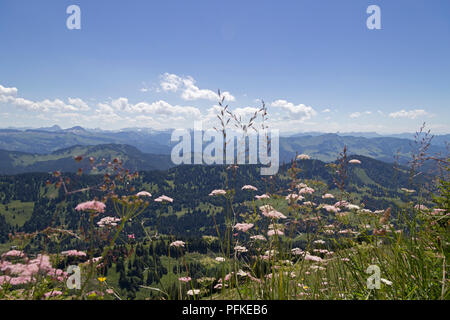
[97,216,121,227]
[178,277,192,283]
[268,229,284,236]
[61,250,87,257]
[234,223,254,232]
[75,200,106,213]
[44,291,63,298]
[136,191,152,197]
[304,254,323,262]
[170,240,185,248]
[209,189,226,196]
[263,210,287,219]
[250,235,266,241]
[286,193,304,201]
[154,195,173,203]
[1,250,25,259]
[322,205,341,213]
[242,185,258,191]
[187,289,200,296]
[322,193,335,199]
[349,159,361,164]
[299,187,315,195]
[255,194,270,199]
[234,245,248,253]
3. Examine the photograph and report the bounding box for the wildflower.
[297,154,310,160]
[234,223,254,232]
[286,193,304,201]
[242,185,257,191]
[291,248,304,255]
[215,257,225,262]
[299,187,315,195]
[136,191,152,197]
[322,193,335,199]
[97,216,121,228]
[414,204,429,211]
[98,277,106,283]
[209,189,227,196]
[380,278,393,286]
[322,205,340,213]
[61,250,87,257]
[313,240,325,245]
[1,250,25,258]
[44,291,63,298]
[250,235,266,241]
[334,200,349,208]
[296,183,308,189]
[187,289,200,296]
[349,159,361,164]
[154,195,173,203]
[262,210,287,219]
[304,254,323,262]
[341,258,350,262]
[255,194,270,199]
[346,204,360,210]
[234,245,248,253]
[237,270,248,277]
[170,240,185,248]
[268,229,284,236]
[127,234,135,240]
[106,289,114,294]
[75,200,106,213]
[178,277,192,283]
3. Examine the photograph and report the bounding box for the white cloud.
[68,98,90,111]
[322,108,331,113]
[160,73,235,102]
[0,85,18,96]
[389,109,428,119]
[350,112,362,119]
[270,99,317,121]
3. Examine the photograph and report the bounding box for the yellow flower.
[98,277,107,283]
[303,285,309,290]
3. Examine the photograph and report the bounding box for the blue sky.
[0,0,449,133]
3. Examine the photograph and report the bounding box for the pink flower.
[250,235,266,241]
[322,205,341,213]
[299,187,315,195]
[154,195,173,203]
[349,159,361,164]
[414,204,429,211]
[75,200,106,213]
[234,245,248,253]
[209,189,227,196]
[234,223,254,232]
[170,240,185,248]
[268,229,284,236]
[242,185,258,191]
[136,191,152,197]
[263,210,287,219]
[61,250,87,257]
[178,277,192,283]
[97,216,121,227]
[322,193,335,199]
[304,254,323,262]
[44,291,63,298]
[286,193,304,201]
[255,194,270,199]
[1,250,25,259]
[128,234,135,240]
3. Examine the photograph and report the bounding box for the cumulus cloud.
[160,73,235,102]
[389,109,428,119]
[106,97,202,118]
[270,100,317,121]
[68,98,90,111]
[322,108,331,113]
[0,85,18,96]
